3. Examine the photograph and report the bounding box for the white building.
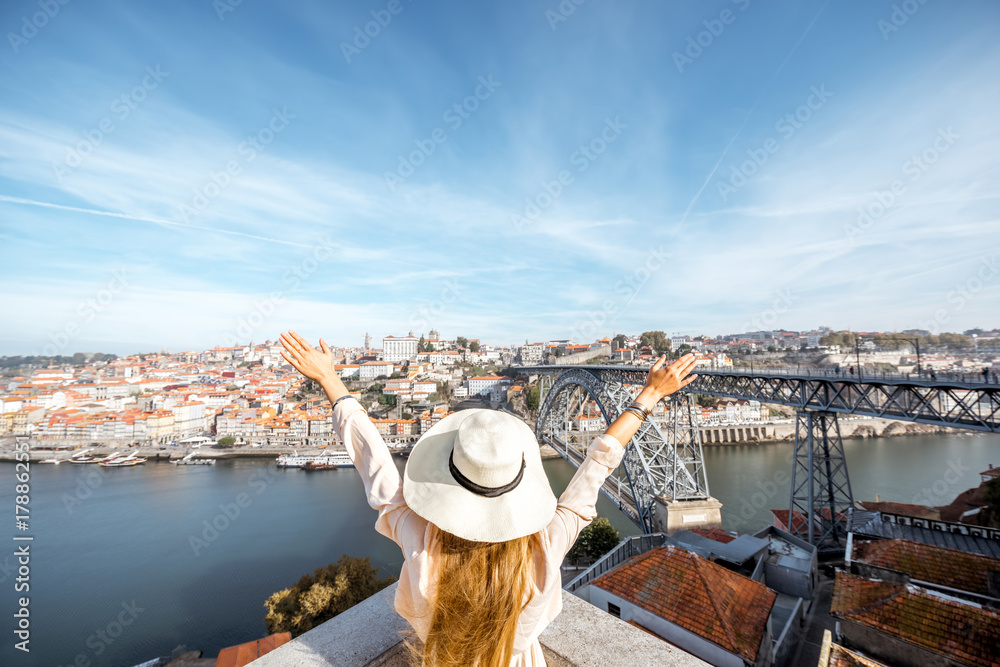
[519,343,544,364]
[382,334,419,363]
[467,375,506,398]
[359,361,394,380]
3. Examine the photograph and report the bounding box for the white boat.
[172,452,215,465]
[69,450,119,464]
[99,452,146,467]
[275,450,353,469]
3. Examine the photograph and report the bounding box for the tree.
[418,335,426,352]
[767,345,777,353]
[456,336,468,349]
[469,340,480,353]
[526,385,541,411]
[640,331,670,356]
[695,394,715,408]
[566,517,620,564]
[980,478,1000,528]
[675,343,692,358]
[264,554,397,637]
[217,436,236,448]
[613,334,628,349]
[378,394,397,408]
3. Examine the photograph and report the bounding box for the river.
[1,432,998,666]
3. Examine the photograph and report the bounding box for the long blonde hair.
[413,523,539,666]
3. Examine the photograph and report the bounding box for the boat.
[69,451,119,464]
[301,461,339,471]
[172,452,215,465]
[275,450,353,469]
[99,453,146,467]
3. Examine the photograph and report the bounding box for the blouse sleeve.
[544,433,626,560]
[333,397,426,558]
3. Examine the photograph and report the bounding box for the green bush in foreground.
[264,554,397,637]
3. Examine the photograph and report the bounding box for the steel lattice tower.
[788,410,854,548]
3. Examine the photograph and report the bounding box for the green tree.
[613,334,628,348]
[217,436,236,448]
[378,394,397,408]
[566,517,620,565]
[979,478,1000,528]
[640,331,670,356]
[418,335,426,352]
[456,336,468,349]
[767,345,777,353]
[264,554,397,637]
[675,343,692,358]
[526,385,541,411]
[469,340,480,353]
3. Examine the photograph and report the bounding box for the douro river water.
[1,432,998,666]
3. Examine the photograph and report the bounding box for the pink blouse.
[333,397,626,666]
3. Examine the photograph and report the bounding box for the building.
[467,375,507,398]
[382,334,418,363]
[519,342,544,365]
[830,571,1000,667]
[359,361,393,380]
[589,545,777,666]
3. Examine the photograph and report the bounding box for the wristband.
[331,394,356,411]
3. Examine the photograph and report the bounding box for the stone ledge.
[250,583,710,666]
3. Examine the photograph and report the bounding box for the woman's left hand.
[278,330,336,383]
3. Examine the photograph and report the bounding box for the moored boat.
[276,450,353,469]
[99,453,146,467]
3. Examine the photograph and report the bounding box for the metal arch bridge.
[519,364,1000,546]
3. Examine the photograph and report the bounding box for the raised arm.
[546,353,698,555]
[278,331,419,552]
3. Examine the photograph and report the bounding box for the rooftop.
[589,545,776,664]
[830,571,1000,667]
[852,537,1000,598]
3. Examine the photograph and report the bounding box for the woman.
[278,331,698,666]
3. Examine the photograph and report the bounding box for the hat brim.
[403,409,557,543]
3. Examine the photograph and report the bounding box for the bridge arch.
[535,368,708,533]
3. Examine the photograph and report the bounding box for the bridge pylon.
[788,410,854,550]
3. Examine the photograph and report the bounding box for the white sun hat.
[402,408,557,543]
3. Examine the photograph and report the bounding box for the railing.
[564,533,669,593]
[519,364,1000,387]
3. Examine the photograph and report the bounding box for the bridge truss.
[523,365,999,547]
[535,368,709,533]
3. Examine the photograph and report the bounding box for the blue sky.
[1,0,998,355]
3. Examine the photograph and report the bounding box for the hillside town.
[1,327,998,449]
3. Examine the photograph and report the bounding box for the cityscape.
[2,0,1000,666]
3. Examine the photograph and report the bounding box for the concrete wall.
[252,582,712,667]
[551,345,612,365]
[700,425,775,443]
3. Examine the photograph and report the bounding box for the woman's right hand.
[641,353,699,403]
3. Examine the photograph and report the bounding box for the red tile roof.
[858,501,939,519]
[830,572,1000,667]
[215,632,291,667]
[688,527,736,544]
[852,538,1000,598]
[590,545,776,663]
